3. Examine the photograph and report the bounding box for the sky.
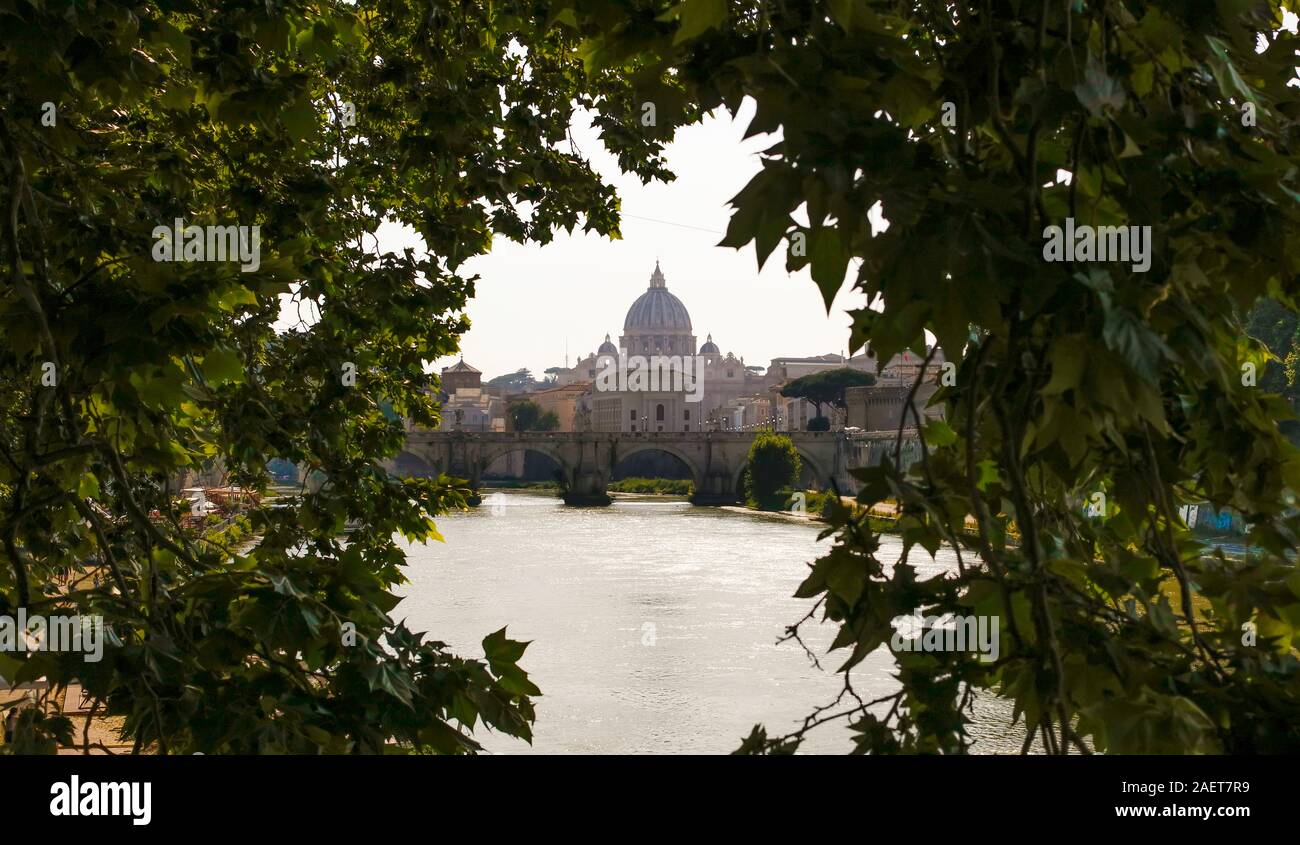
[377,98,869,382]
[333,10,1300,384]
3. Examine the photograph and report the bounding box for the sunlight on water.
[397,491,1023,754]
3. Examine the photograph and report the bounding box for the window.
[656,404,665,421]
[630,409,637,421]
[684,424,689,432]
[684,409,690,420]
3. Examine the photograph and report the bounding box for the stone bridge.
[393,430,921,505]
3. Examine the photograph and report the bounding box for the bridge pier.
[562,468,612,506]
[690,469,739,505]
[689,437,740,505]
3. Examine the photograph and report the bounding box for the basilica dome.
[623,261,692,333]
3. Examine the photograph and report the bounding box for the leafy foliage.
[573,0,1300,752]
[487,368,542,392]
[10,0,1300,758]
[780,367,877,419]
[1246,298,1300,440]
[607,477,694,495]
[0,0,679,753]
[507,399,560,432]
[744,431,801,510]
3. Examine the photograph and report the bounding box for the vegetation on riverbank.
[608,478,694,496]
[480,480,559,490]
[194,513,255,552]
[743,432,801,510]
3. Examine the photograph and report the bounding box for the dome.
[623,262,692,333]
[699,333,719,354]
[598,333,618,355]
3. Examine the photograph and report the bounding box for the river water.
[397,490,1022,754]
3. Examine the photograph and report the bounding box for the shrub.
[607,477,694,496]
[745,432,801,510]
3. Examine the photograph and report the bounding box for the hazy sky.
[380,98,868,382]
[286,14,1298,383]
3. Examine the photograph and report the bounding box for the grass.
[480,479,558,490]
[744,487,842,515]
[607,477,694,496]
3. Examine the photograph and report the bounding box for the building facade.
[555,262,772,432]
[455,261,947,437]
[437,358,505,432]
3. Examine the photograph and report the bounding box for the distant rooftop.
[769,353,844,364]
[442,358,481,374]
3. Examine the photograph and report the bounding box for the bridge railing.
[407,428,916,440]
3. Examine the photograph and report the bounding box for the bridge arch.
[391,450,437,477]
[611,442,704,490]
[480,443,573,484]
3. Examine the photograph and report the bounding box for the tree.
[780,367,877,419]
[508,400,560,433]
[583,2,1300,752]
[487,368,539,393]
[0,1,680,753]
[744,432,801,510]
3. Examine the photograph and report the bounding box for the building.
[847,346,947,385]
[712,395,775,431]
[438,386,504,432]
[844,382,942,431]
[436,262,948,437]
[763,345,948,431]
[763,353,848,385]
[437,358,505,432]
[554,262,770,432]
[529,381,591,431]
[440,357,482,394]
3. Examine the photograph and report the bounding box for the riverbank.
[609,491,688,500]
[480,480,558,490]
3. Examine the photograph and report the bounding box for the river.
[397,490,1023,754]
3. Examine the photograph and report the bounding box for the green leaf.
[924,419,957,447]
[201,347,245,386]
[663,0,727,45]
[281,97,318,142]
[1102,307,1174,386]
[808,227,849,312]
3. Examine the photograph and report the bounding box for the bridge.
[392,429,921,505]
